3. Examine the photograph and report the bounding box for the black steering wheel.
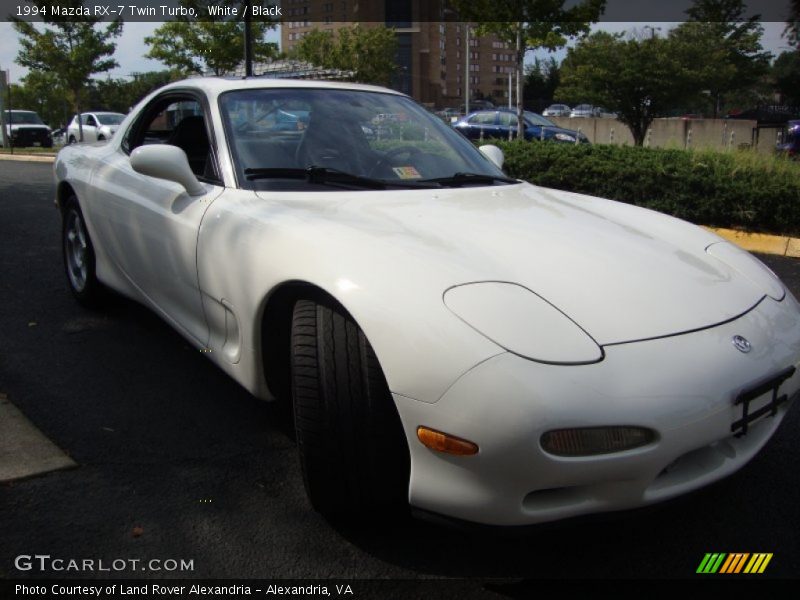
[368,145,423,178]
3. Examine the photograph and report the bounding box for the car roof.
[155,76,407,98]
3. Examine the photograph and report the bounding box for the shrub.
[488,140,800,237]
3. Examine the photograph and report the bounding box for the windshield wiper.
[244,166,435,189]
[419,172,519,187]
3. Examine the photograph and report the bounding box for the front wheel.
[290,298,410,518]
[62,197,103,306]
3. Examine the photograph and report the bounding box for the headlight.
[444,282,602,364]
[554,133,576,142]
[706,241,784,300]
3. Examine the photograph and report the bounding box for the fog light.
[541,426,656,457]
[417,426,478,455]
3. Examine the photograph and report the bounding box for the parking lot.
[1,160,799,588]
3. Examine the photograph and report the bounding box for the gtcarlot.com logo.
[696,552,773,574]
[14,554,194,573]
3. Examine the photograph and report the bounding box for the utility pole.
[0,70,9,150]
[516,23,523,139]
[464,23,470,115]
[244,1,254,77]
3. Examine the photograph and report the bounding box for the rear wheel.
[62,197,103,306]
[290,298,410,518]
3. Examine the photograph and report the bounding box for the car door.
[497,111,529,140]
[460,111,498,140]
[82,114,99,142]
[89,91,224,346]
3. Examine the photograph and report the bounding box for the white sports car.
[55,78,800,527]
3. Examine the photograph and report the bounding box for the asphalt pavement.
[1,161,798,589]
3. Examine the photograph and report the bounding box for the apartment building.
[281,0,517,108]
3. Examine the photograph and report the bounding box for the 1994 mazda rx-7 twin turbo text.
[55,78,800,527]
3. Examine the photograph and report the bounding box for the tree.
[773,51,800,106]
[12,0,122,141]
[523,57,561,111]
[291,25,398,86]
[558,32,696,146]
[451,0,605,137]
[9,71,72,128]
[785,0,799,49]
[669,0,772,117]
[145,2,278,76]
[90,71,181,114]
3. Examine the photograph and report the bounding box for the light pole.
[464,24,469,115]
[244,1,254,77]
[643,25,660,39]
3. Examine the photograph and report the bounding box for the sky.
[0,21,794,85]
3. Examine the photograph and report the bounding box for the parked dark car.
[777,120,799,158]
[452,109,589,143]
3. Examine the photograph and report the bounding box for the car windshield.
[96,113,125,125]
[523,111,557,127]
[6,111,44,125]
[220,88,509,191]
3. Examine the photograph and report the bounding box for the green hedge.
[489,140,800,237]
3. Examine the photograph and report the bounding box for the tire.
[97,135,105,142]
[290,298,410,518]
[68,136,76,145]
[61,197,103,306]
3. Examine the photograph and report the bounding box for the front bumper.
[10,127,52,147]
[394,294,800,526]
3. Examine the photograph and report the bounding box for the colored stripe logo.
[697,553,773,574]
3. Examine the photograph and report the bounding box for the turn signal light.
[541,426,656,457]
[417,426,479,455]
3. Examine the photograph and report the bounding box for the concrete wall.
[548,116,764,152]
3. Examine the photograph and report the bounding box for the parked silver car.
[67,112,126,144]
[542,104,571,118]
[570,104,617,119]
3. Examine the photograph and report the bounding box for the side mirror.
[130,144,205,196]
[479,144,504,169]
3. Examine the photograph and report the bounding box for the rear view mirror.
[130,145,205,196]
[478,144,504,169]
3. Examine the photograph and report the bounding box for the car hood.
[257,182,772,346]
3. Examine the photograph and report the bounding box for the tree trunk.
[627,119,650,147]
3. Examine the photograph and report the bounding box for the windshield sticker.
[392,166,421,179]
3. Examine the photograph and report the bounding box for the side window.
[85,115,97,127]
[126,95,220,183]
[468,112,496,125]
[498,112,516,127]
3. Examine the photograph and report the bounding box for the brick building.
[281,0,517,108]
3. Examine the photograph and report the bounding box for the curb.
[0,153,56,163]
[704,227,800,258]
